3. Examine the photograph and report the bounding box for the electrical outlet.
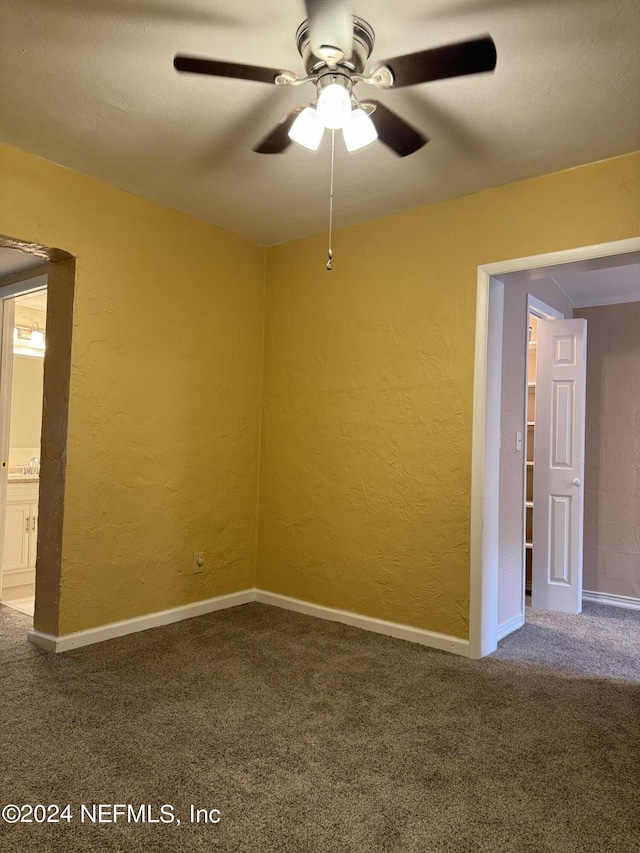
[193,552,205,574]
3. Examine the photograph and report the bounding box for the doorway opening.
[522,297,565,614]
[0,236,75,641]
[470,237,640,659]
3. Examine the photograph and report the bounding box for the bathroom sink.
[7,471,40,483]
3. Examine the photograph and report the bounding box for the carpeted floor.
[0,601,638,852]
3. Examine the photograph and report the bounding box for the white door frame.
[469,236,640,659]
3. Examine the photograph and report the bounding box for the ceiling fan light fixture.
[30,329,45,349]
[288,106,325,150]
[342,107,378,151]
[316,81,352,129]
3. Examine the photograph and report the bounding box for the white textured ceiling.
[553,262,640,308]
[0,247,46,278]
[1,1,639,246]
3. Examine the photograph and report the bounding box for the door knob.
[573,478,581,486]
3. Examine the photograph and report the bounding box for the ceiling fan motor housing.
[296,16,375,76]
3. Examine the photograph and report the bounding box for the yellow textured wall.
[0,143,265,634]
[259,151,640,639]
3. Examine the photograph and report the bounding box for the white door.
[532,318,587,613]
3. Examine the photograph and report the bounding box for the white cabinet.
[2,481,39,591]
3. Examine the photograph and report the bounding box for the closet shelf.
[525,542,533,550]
[525,501,534,508]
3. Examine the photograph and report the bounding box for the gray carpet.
[0,601,638,852]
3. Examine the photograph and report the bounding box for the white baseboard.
[255,589,469,657]
[27,589,254,653]
[497,612,525,641]
[21,583,639,658]
[583,590,640,611]
[2,566,35,589]
[26,587,470,657]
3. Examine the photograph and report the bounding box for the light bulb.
[342,108,378,152]
[317,83,352,130]
[288,107,324,151]
[30,330,45,349]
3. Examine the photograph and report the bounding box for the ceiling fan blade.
[174,54,285,84]
[253,108,305,154]
[304,0,353,63]
[364,101,428,157]
[374,36,496,89]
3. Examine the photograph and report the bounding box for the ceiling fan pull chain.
[326,129,335,271]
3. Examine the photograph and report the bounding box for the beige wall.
[9,300,47,466]
[260,152,640,640]
[9,354,44,453]
[2,139,639,643]
[0,142,265,635]
[498,279,573,625]
[575,301,640,599]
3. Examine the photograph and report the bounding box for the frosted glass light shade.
[317,83,352,130]
[288,107,324,151]
[30,330,45,349]
[342,108,378,151]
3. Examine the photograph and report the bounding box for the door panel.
[551,381,574,467]
[532,318,587,613]
[549,494,570,584]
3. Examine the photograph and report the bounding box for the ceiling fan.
[174,0,497,157]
